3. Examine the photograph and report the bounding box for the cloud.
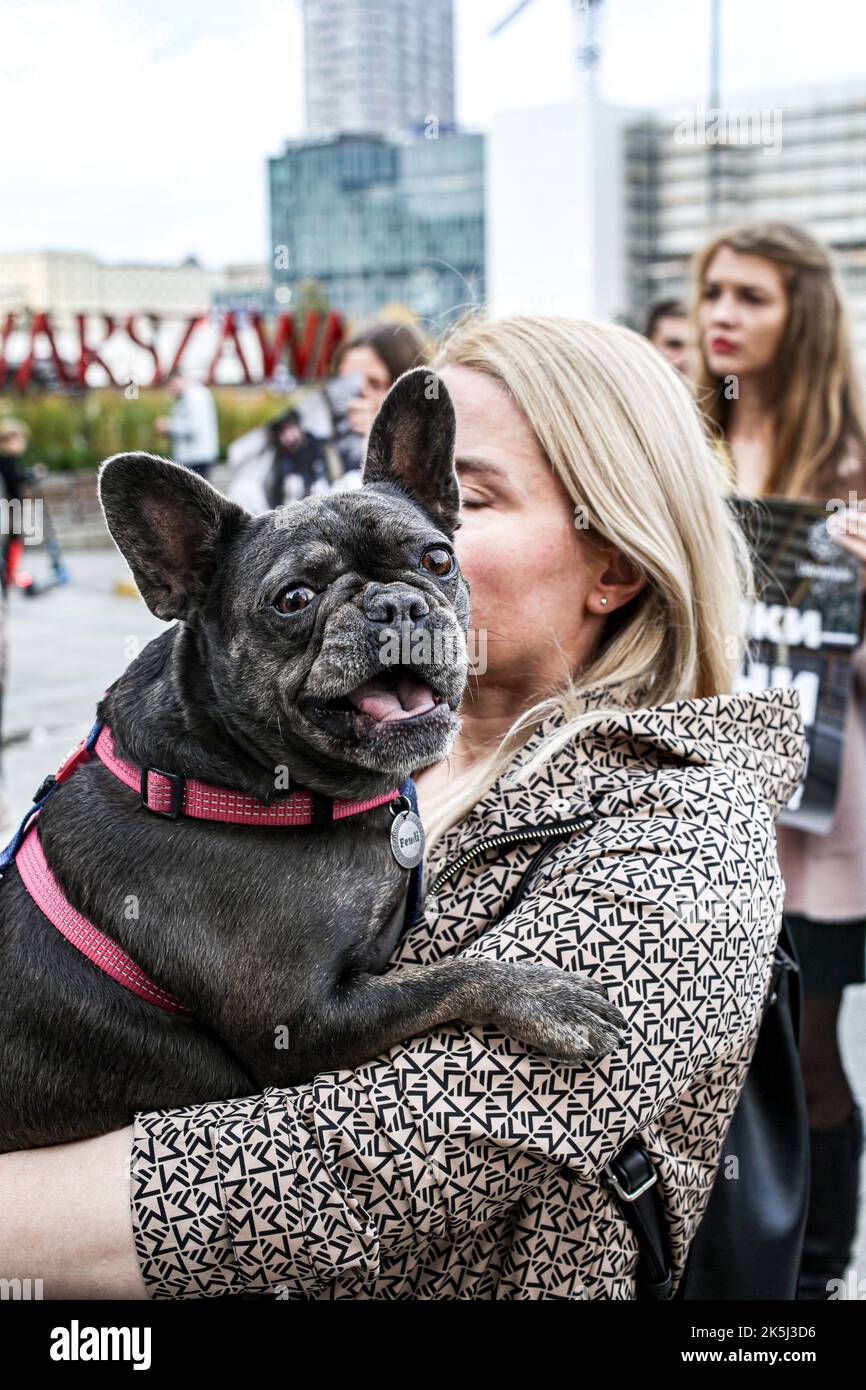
[0,0,861,266]
[0,0,303,264]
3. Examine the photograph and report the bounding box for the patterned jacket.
[131,684,806,1300]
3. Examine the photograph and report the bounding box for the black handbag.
[612,917,810,1301]
[499,835,811,1301]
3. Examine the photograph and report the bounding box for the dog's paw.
[486,964,627,1064]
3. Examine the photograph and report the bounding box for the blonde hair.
[0,416,29,445]
[692,222,866,499]
[420,313,753,867]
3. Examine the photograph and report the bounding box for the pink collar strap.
[93,725,400,825]
[13,721,405,1018]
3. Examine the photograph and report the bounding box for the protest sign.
[734,497,864,833]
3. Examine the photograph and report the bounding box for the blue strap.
[0,717,103,874]
[399,775,423,936]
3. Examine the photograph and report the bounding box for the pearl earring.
[599,596,609,606]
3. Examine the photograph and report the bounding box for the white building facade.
[488,83,866,364]
[487,98,629,323]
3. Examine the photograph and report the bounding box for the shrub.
[0,388,289,471]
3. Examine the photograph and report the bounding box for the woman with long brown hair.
[694,221,866,1299]
[335,318,430,438]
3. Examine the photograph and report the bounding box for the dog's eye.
[274,585,316,615]
[420,545,457,578]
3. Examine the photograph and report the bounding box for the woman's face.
[0,430,26,456]
[437,364,644,698]
[339,346,392,408]
[699,246,789,381]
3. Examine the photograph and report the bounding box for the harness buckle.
[32,773,57,804]
[140,766,184,819]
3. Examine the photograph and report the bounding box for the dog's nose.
[362,583,430,628]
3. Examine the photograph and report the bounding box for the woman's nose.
[709,293,736,325]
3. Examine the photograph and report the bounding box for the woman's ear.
[589,549,647,616]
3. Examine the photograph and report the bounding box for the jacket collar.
[430,683,805,867]
[428,678,644,868]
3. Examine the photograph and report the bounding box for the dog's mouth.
[303,665,451,740]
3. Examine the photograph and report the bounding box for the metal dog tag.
[390,810,425,869]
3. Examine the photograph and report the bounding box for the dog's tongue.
[348,672,436,724]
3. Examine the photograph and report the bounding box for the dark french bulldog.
[0,368,626,1153]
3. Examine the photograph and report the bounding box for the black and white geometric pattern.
[131,686,806,1299]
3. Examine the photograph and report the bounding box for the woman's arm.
[0,1125,147,1299]
[128,822,781,1300]
[0,768,787,1300]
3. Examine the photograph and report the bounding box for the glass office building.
[268,130,485,326]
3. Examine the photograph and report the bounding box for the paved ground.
[3,548,163,815]
[3,548,865,1293]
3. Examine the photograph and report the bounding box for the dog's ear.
[363,368,460,535]
[98,452,248,622]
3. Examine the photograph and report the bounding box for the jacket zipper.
[428,814,596,895]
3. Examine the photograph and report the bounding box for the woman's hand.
[829,505,866,569]
[0,1126,149,1300]
[345,394,379,440]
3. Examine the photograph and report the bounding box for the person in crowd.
[694,220,866,1299]
[156,373,219,479]
[643,299,691,375]
[335,318,429,439]
[0,418,28,590]
[0,417,28,836]
[263,408,337,506]
[0,315,805,1300]
[247,320,429,509]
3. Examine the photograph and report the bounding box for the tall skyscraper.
[301,0,455,141]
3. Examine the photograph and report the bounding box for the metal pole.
[709,0,722,224]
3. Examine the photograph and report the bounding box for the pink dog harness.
[15,821,192,1014]
[3,718,407,1017]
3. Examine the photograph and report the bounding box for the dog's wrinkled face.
[98,369,470,791]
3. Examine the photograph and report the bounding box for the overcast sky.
[0,0,862,267]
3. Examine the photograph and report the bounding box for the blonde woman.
[695,223,866,1298]
[0,316,805,1300]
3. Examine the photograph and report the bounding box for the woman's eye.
[274,585,316,614]
[420,545,457,578]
